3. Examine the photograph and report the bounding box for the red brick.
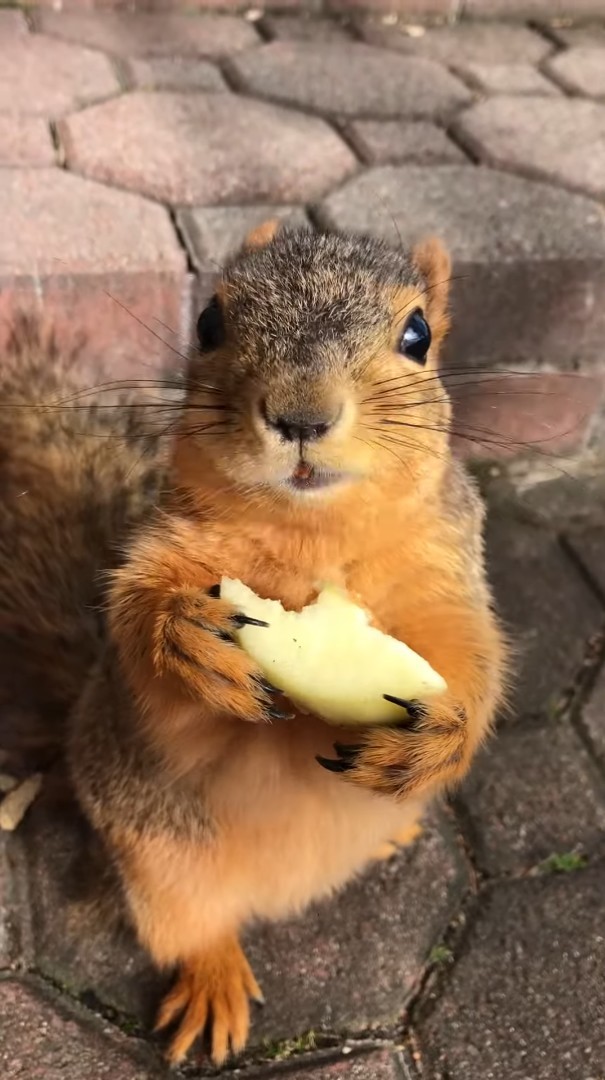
[261,14,354,41]
[61,92,356,206]
[465,0,605,15]
[450,371,602,459]
[0,169,188,377]
[546,46,605,98]
[460,62,559,95]
[0,117,55,167]
[545,21,605,49]
[0,10,29,38]
[0,978,162,1080]
[228,42,471,120]
[456,96,605,200]
[357,18,550,64]
[346,120,466,164]
[0,36,118,119]
[33,11,259,58]
[332,0,453,13]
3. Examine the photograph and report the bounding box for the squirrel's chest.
[203,721,416,922]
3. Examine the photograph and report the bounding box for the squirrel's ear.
[242,219,280,252]
[412,236,451,349]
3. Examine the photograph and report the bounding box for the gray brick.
[228,42,471,120]
[317,165,605,374]
[458,723,605,875]
[417,869,605,1079]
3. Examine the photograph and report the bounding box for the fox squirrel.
[0,222,507,1066]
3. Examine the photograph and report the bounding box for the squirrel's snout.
[259,399,342,444]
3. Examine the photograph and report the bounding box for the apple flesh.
[220,578,447,727]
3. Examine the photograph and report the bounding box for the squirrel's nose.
[261,402,339,443]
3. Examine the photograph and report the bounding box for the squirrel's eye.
[197,296,225,352]
[398,310,431,364]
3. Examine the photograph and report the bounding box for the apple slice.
[220,578,447,726]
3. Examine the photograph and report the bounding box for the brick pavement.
[1,11,605,1080]
[1,12,605,455]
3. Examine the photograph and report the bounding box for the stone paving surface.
[1,467,604,1079]
[1,12,605,1080]
[2,12,605,456]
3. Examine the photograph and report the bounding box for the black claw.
[316,755,354,774]
[333,741,362,763]
[255,676,283,695]
[207,584,221,598]
[232,613,270,629]
[383,695,424,720]
[267,706,294,721]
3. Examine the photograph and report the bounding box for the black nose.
[261,403,336,443]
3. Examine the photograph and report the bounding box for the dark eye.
[398,310,431,364]
[197,296,225,352]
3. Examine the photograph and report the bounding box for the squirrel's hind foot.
[155,937,263,1066]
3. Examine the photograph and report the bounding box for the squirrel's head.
[177,223,452,504]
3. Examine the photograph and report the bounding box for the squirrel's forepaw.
[316,697,468,799]
[154,585,290,722]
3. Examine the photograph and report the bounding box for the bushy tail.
[0,317,164,766]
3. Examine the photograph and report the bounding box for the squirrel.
[0,221,507,1066]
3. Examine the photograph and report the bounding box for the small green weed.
[429,944,453,965]
[538,851,588,874]
[262,1030,317,1061]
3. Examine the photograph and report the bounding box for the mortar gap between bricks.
[559,532,605,609]
[400,886,483,1034]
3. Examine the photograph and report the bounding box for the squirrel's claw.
[316,742,362,774]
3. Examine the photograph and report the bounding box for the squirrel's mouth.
[287,462,346,492]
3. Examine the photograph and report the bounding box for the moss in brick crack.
[429,944,453,965]
[261,1030,317,1061]
[539,851,588,874]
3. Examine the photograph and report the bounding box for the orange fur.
[83,227,508,1063]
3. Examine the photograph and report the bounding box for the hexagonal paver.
[546,47,605,98]
[0,978,162,1080]
[0,169,188,375]
[228,42,471,120]
[179,205,309,272]
[0,36,119,118]
[460,63,559,96]
[583,668,605,765]
[33,12,259,58]
[547,21,605,48]
[0,169,183,279]
[285,1052,404,1079]
[123,57,227,93]
[317,165,605,375]
[244,815,467,1042]
[346,120,466,165]
[0,117,54,166]
[357,20,551,66]
[416,869,605,1079]
[484,505,602,720]
[457,722,605,876]
[13,796,468,1048]
[455,96,605,200]
[61,92,356,206]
